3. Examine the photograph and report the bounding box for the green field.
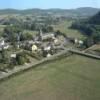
[0,25,6,37]
[54,20,86,39]
[23,30,38,36]
[0,55,100,100]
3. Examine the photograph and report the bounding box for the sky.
[0,0,99,9]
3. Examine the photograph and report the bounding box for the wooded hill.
[0,7,99,18]
[71,11,100,47]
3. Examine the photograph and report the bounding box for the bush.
[16,52,30,65]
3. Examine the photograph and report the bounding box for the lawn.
[0,55,100,100]
[54,20,86,40]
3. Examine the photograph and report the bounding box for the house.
[0,38,5,46]
[74,38,78,44]
[3,44,10,50]
[74,38,83,45]
[53,38,62,46]
[44,46,51,51]
[79,40,84,45]
[46,53,52,58]
[42,33,55,41]
[32,44,38,52]
[10,54,16,58]
[54,38,58,44]
[0,38,10,51]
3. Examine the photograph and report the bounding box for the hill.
[88,11,100,24]
[71,11,100,47]
[0,7,99,18]
[71,10,100,34]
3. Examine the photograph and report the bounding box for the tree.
[16,55,25,65]
[55,30,62,36]
[84,37,94,47]
[47,26,54,32]
[0,49,9,63]
[16,52,30,65]
[93,33,100,43]
[3,25,22,45]
[71,11,100,44]
[20,32,33,41]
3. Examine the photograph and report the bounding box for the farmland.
[0,55,100,100]
[0,25,6,37]
[54,20,86,39]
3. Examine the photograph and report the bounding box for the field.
[0,55,100,100]
[0,25,6,37]
[23,30,38,36]
[54,20,86,39]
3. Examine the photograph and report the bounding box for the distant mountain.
[74,7,100,16]
[0,9,20,14]
[0,7,99,18]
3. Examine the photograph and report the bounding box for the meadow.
[54,20,86,40]
[0,54,100,100]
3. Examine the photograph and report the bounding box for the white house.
[74,38,78,44]
[3,44,10,50]
[46,53,52,58]
[44,46,51,51]
[0,38,5,46]
[74,38,84,45]
[79,40,84,45]
[10,54,16,58]
[0,38,10,51]
[32,44,38,51]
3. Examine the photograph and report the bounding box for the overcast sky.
[0,0,99,9]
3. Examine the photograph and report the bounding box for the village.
[0,27,85,75]
[1,17,100,81]
[1,0,100,99]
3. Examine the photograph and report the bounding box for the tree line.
[71,11,100,47]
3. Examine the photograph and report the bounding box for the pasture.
[54,20,86,39]
[0,55,100,100]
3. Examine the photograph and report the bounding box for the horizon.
[0,0,99,10]
[0,7,99,10]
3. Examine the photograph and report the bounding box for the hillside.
[71,11,100,47]
[0,7,99,18]
[71,10,100,33]
[88,11,100,25]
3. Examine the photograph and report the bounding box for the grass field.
[54,20,86,39]
[23,30,38,36]
[0,55,100,100]
[0,25,6,37]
